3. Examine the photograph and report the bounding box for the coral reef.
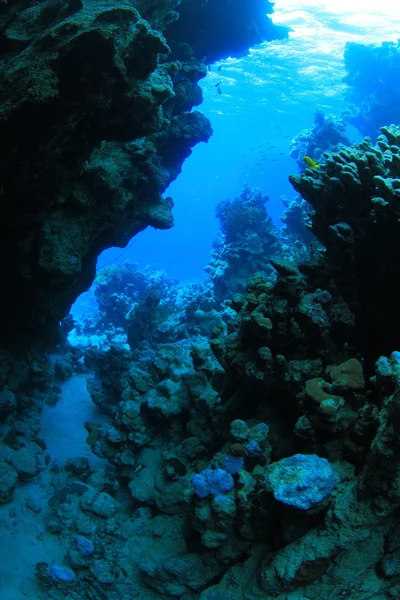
[4,124,400,599]
[206,185,280,299]
[7,244,400,600]
[94,262,178,340]
[193,468,234,498]
[69,240,381,598]
[343,40,400,139]
[279,194,315,263]
[201,252,400,598]
[4,2,400,598]
[70,261,230,350]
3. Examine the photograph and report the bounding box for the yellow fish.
[304,156,319,170]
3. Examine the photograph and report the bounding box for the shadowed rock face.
[0,0,288,346]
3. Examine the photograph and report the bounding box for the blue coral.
[268,453,338,510]
[223,455,244,474]
[192,468,234,498]
[245,440,263,457]
[50,565,77,583]
[75,535,94,557]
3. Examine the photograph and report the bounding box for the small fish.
[279,152,285,155]
[304,156,319,170]
[215,81,222,87]
[208,65,212,71]
[217,86,222,95]
[217,65,222,71]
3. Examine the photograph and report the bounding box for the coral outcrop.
[70,260,228,350]
[290,124,400,362]
[206,185,280,299]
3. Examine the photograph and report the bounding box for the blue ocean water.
[88,0,400,285]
